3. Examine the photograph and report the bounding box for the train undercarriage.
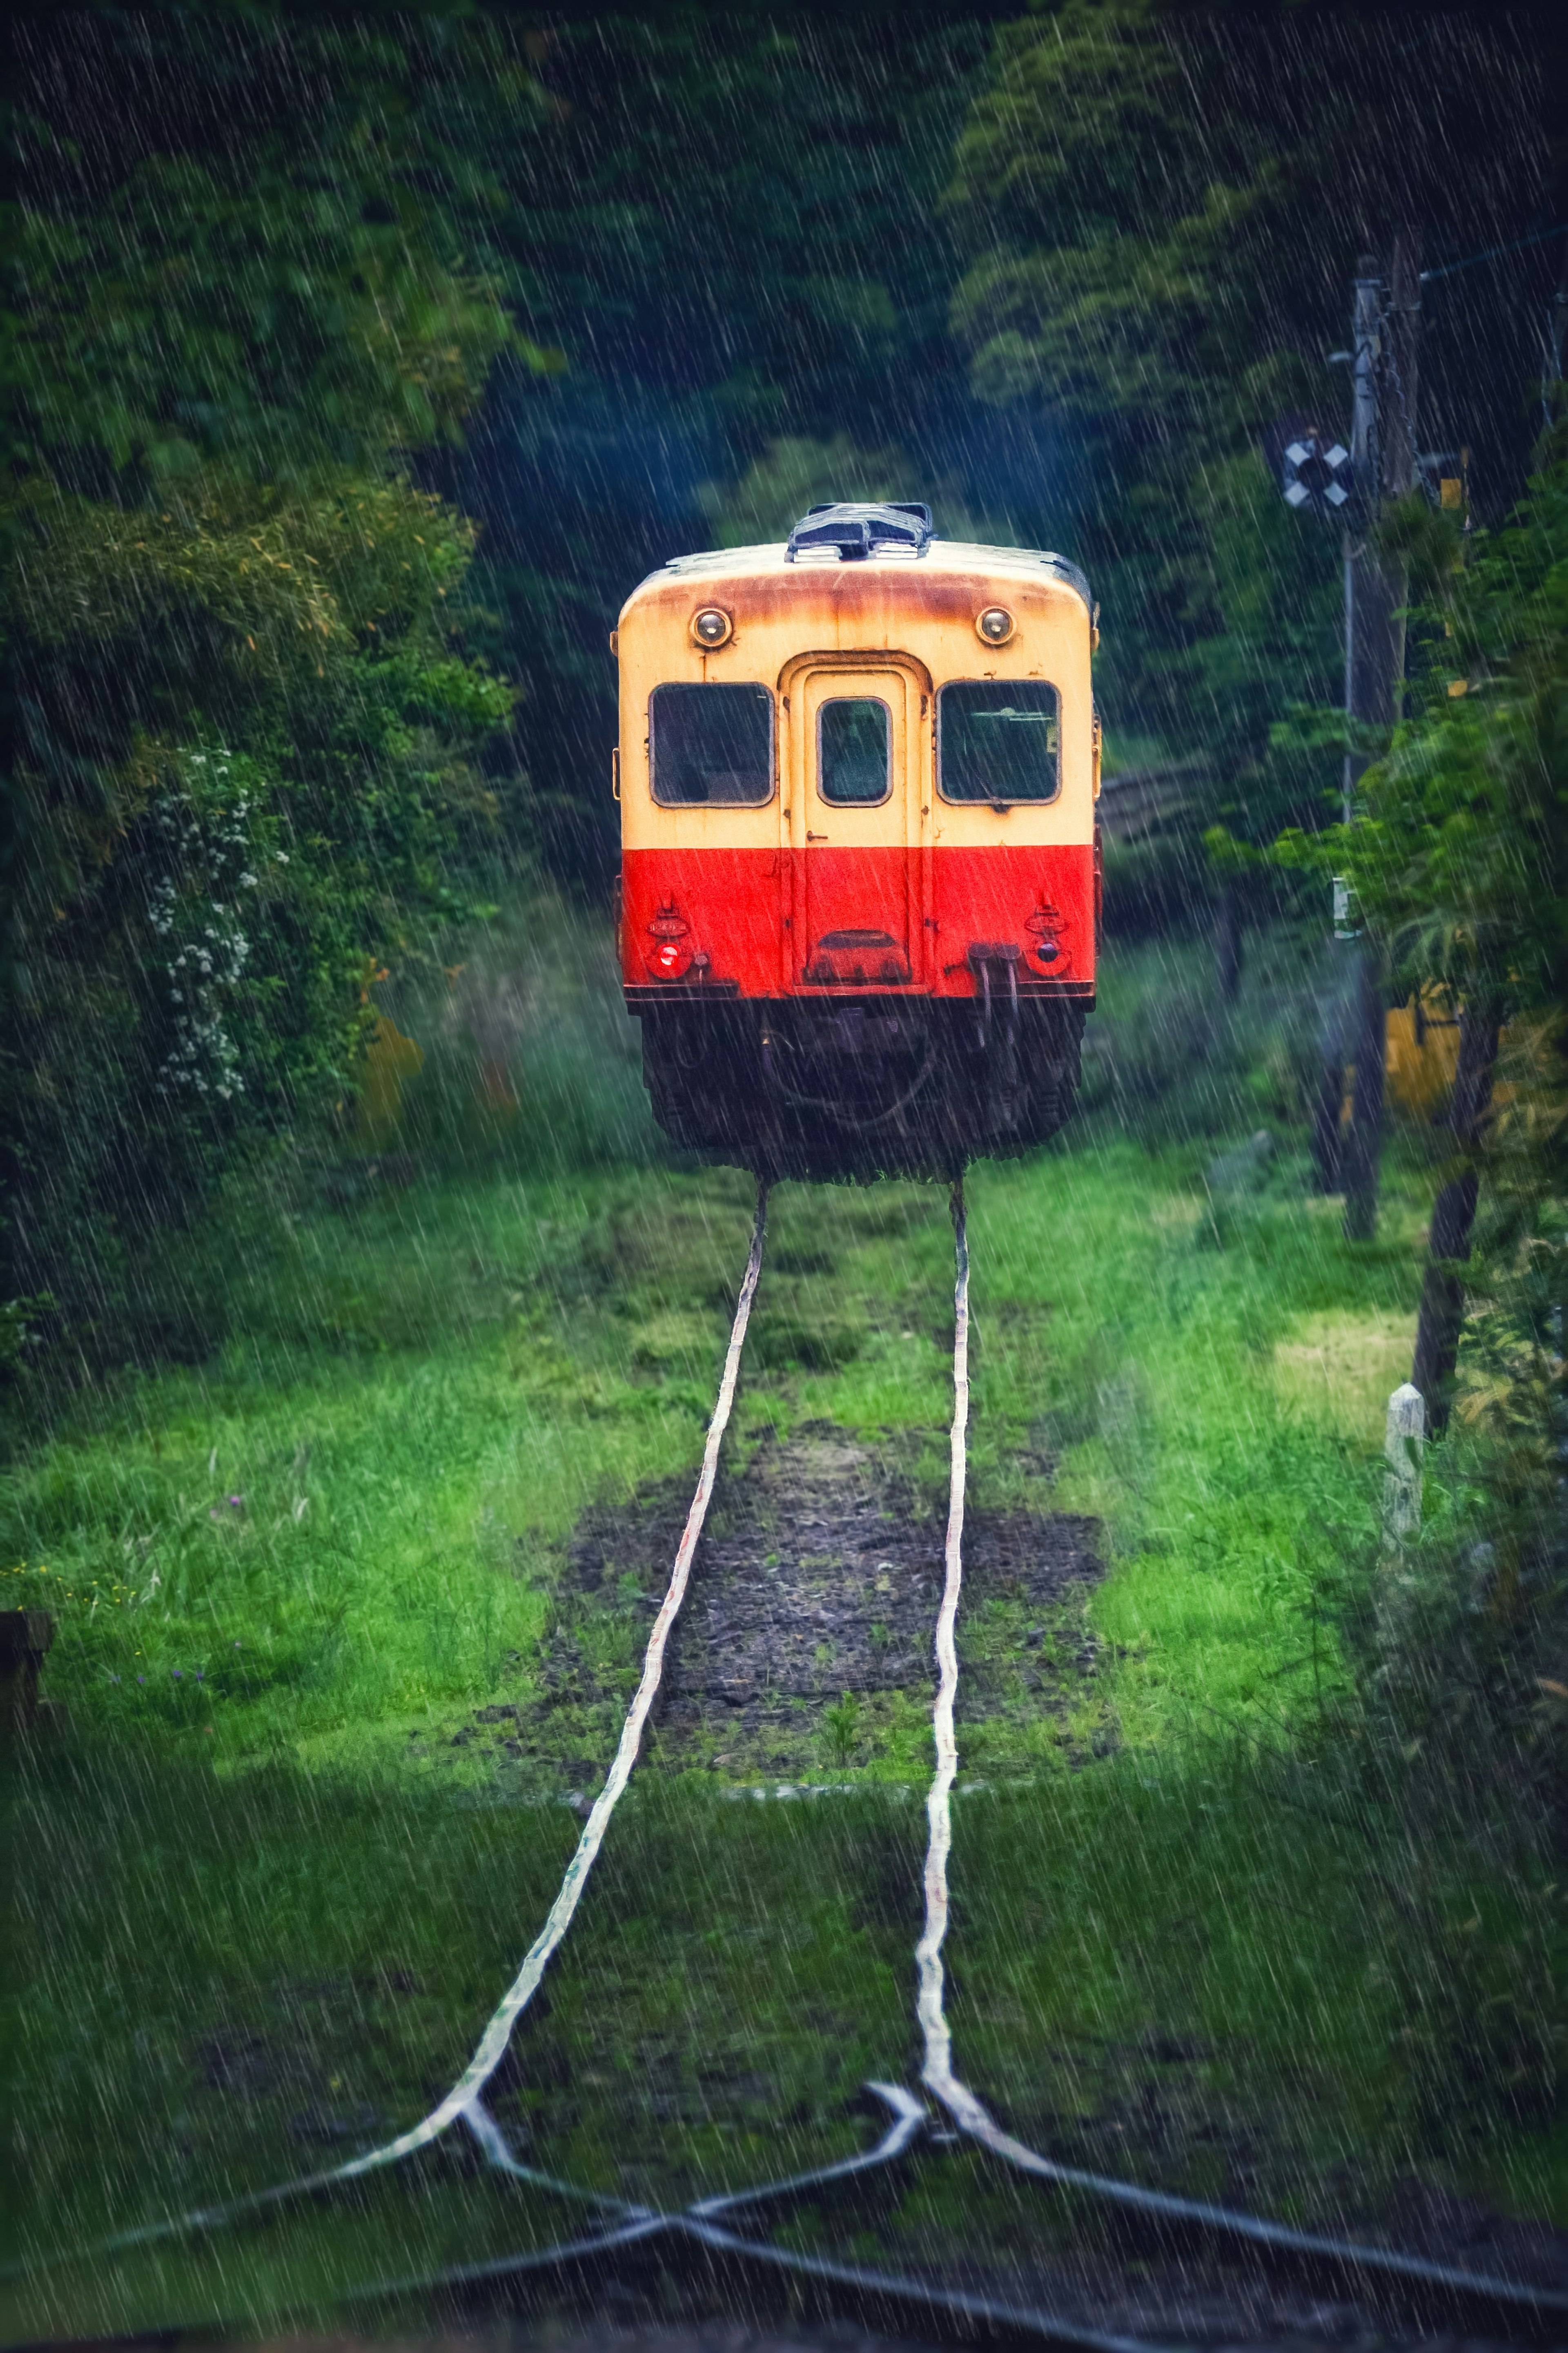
[631,991,1085,1178]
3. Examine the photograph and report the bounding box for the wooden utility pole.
[1337,255,1383,1236]
[1341,230,1420,1242]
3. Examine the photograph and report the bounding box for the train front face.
[616,506,1098,1178]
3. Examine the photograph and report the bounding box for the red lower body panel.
[931,844,1095,992]
[621,844,1095,998]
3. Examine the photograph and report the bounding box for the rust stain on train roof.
[624,560,1085,638]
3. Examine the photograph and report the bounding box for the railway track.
[13,1179,1568,2350]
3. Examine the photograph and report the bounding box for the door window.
[817,697,891,805]
[649,682,773,805]
[937,680,1060,803]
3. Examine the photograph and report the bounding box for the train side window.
[817,697,891,805]
[649,682,773,806]
[937,681,1060,803]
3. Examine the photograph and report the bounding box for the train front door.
[784,658,928,990]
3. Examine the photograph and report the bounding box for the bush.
[5,15,559,1381]
[8,477,520,1365]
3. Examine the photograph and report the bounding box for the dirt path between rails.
[453,1423,1106,1787]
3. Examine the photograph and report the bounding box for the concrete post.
[1383,1381,1425,1546]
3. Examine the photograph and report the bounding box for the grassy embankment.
[4,929,1561,2340]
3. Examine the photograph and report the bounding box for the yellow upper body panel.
[616,541,1096,855]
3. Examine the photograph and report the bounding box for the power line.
[1421,220,1568,285]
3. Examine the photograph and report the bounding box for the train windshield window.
[817,698,891,805]
[649,682,773,806]
[938,681,1060,803]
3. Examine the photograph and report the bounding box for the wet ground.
[17,1430,1566,2350]
[365,1434,1568,2353]
[445,1424,1105,1787]
[207,2190,1568,2353]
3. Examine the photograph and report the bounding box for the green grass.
[8,1751,1558,2341]
[4,1002,1564,2338]
[3,1166,757,1777]
[2,1149,1397,1779]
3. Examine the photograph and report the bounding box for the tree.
[944,1,1553,949]
[5,11,548,1367]
[12,15,546,484]
[1284,444,1568,1428]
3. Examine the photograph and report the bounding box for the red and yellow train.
[614,501,1100,1176]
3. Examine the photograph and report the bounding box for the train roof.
[633,538,1094,616]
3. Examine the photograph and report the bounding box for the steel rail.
[342,2085,1160,2353]
[916,1188,1568,2339]
[327,1186,1182,2353]
[15,1174,1568,2351]
[12,1184,1169,2353]
[7,1182,771,2284]
[679,2222,1152,2353]
[341,2080,927,2305]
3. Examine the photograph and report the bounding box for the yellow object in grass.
[357,1015,424,1148]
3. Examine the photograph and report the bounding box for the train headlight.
[690,607,733,649]
[975,607,1015,646]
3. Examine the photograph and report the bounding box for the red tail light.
[646,899,696,981]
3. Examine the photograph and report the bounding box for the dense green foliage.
[1280,433,1568,1789]
[1307,440,1568,1020]
[10,479,517,1344]
[946,1,1552,864]
[10,3,1563,1369]
[13,15,547,480]
[7,17,550,1354]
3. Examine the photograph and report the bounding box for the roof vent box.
[786,501,933,563]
